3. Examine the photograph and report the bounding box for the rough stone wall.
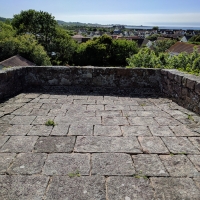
[24,66,161,89]
[0,67,26,100]
[161,69,200,114]
[1,66,200,115]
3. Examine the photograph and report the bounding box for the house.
[72,35,90,43]
[180,36,193,42]
[167,42,200,56]
[0,55,35,70]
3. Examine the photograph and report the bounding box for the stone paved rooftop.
[0,87,200,200]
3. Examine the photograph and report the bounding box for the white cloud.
[55,13,200,25]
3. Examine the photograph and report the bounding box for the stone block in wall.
[195,81,200,95]
[181,87,188,97]
[186,78,196,90]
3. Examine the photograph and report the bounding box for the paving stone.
[43,153,90,175]
[28,125,53,136]
[0,136,10,148]
[162,137,200,154]
[188,137,200,151]
[23,102,43,109]
[12,107,33,115]
[133,154,169,176]
[0,124,11,135]
[94,125,122,136]
[128,117,159,126]
[102,117,129,125]
[0,175,49,200]
[114,100,138,105]
[75,136,142,153]
[129,105,144,111]
[155,117,181,126]
[121,126,152,136]
[122,110,138,117]
[188,155,200,171]
[8,153,47,175]
[45,176,106,200]
[153,110,172,117]
[96,110,122,117]
[47,108,67,116]
[68,124,93,136]
[32,116,55,125]
[0,115,15,124]
[104,96,119,100]
[136,111,156,117]
[107,176,154,200]
[34,136,75,153]
[87,105,104,111]
[88,96,104,100]
[194,178,200,190]
[41,103,62,109]
[92,153,135,175]
[51,124,69,136]
[0,136,38,153]
[138,136,169,154]
[39,94,50,99]
[96,100,114,105]
[24,93,40,98]
[160,155,199,177]
[170,125,200,136]
[74,99,95,105]
[55,116,101,125]
[149,126,175,136]
[105,105,130,110]
[0,153,16,174]
[143,105,161,111]
[14,98,32,103]
[10,116,36,125]
[151,177,200,200]
[4,125,32,136]
[29,108,49,116]
[38,98,57,104]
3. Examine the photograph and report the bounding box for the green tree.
[110,39,138,66]
[152,39,176,55]
[12,9,57,50]
[0,21,15,40]
[49,27,78,65]
[0,34,51,65]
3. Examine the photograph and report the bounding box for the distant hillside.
[57,20,103,27]
[0,17,12,22]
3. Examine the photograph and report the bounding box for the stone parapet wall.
[0,66,162,100]
[161,69,200,114]
[0,66,200,114]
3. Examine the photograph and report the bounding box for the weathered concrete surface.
[45,176,106,200]
[0,89,200,199]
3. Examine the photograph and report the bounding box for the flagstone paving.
[0,88,200,199]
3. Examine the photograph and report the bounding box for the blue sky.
[1,0,200,26]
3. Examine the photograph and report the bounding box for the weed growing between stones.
[133,171,148,179]
[68,170,81,178]
[187,114,194,121]
[45,120,55,127]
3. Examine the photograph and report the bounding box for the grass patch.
[68,170,81,178]
[45,120,55,127]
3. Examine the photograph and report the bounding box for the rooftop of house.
[167,41,200,54]
[0,55,35,67]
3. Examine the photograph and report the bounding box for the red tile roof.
[167,42,200,54]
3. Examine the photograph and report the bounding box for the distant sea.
[125,25,200,30]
